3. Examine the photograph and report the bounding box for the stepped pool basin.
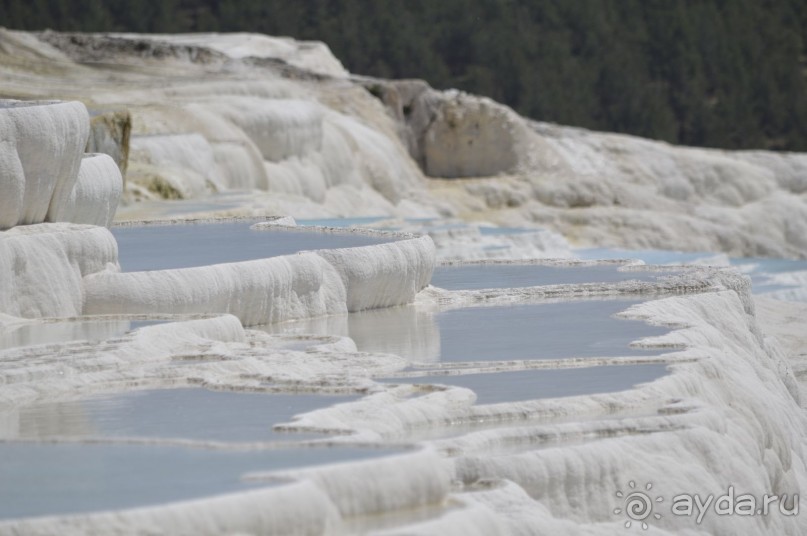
[112,221,392,272]
[0,441,395,520]
[0,319,166,351]
[431,263,677,290]
[10,388,359,442]
[264,299,669,364]
[381,363,669,404]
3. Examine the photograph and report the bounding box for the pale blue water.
[433,300,667,363]
[381,364,668,404]
[116,191,247,217]
[576,247,713,265]
[18,388,359,442]
[112,222,390,272]
[264,299,668,364]
[431,264,675,290]
[0,319,169,351]
[0,442,394,520]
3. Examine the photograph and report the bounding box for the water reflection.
[263,299,667,365]
[261,304,441,363]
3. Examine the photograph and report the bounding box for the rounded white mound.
[0,223,118,318]
[47,153,123,227]
[0,99,89,229]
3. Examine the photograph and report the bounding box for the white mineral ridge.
[206,98,325,162]
[203,96,421,204]
[426,224,573,261]
[210,140,268,190]
[120,31,349,78]
[2,273,807,534]
[123,92,423,211]
[0,100,89,229]
[84,235,435,326]
[250,216,296,228]
[47,153,122,227]
[0,314,246,408]
[129,133,226,196]
[293,289,807,534]
[316,236,435,311]
[3,31,807,258]
[0,223,118,318]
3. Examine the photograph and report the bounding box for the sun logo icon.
[614,480,664,530]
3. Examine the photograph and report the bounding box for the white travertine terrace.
[84,232,435,326]
[1,270,806,534]
[0,100,89,229]
[0,223,118,318]
[47,153,123,227]
[120,31,350,78]
[0,95,434,329]
[1,29,807,535]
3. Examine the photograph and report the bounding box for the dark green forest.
[3,0,807,151]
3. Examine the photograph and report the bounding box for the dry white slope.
[1,29,806,259]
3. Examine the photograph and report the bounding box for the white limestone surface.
[83,252,347,326]
[0,223,118,318]
[83,233,434,326]
[1,268,806,534]
[47,153,122,227]
[207,98,324,162]
[0,100,89,229]
[315,235,435,312]
[122,32,350,77]
[129,133,226,197]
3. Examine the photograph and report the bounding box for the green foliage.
[3,0,807,150]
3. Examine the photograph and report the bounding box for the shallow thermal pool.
[0,319,164,351]
[264,299,669,364]
[12,388,359,442]
[430,264,677,290]
[434,300,667,362]
[381,364,668,405]
[0,441,394,520]
[111,221,392,271]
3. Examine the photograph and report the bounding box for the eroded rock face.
[370,83,529,179]
[86,110,131,180]
[422,91,525,178]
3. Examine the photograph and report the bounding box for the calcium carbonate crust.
[84,223,435,326]
[0,100,89,229]
[46,153,123,227]
[0,223,118,318]
[2,266,806,534]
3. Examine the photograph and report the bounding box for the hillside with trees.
[3,0,807,150]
